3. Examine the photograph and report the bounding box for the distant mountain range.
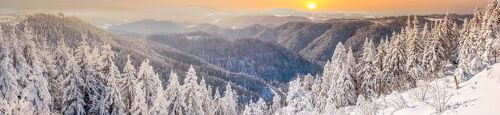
[108,19,184,35]
[107,15,313,35]
[141,14,471,64]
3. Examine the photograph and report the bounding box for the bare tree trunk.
[378,82,383,97]
[453,76,459,89]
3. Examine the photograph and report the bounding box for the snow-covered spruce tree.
[346,47,358,89]
[382,32,412,93]
[457,19,472,69]
[449,21,461,65]
[99,43,117,84]
[205,85,213,114]
[92,47,111,114]
[242,104,250,115]
[284,78,313,114]
[181,65,203,114]
[95,43,125,114]
[137,59,164,114]
[19,25,52,114]
[480,0,500,65]
[360,38,378,64]
[102,69,126,115]
[7,25,33,115]
[324,43,357,109]
[468,8,489,74]
[61,48,86,115]
[469,7,484,54]
[90,45,107,88]
[310,74,322,110]
[421,22,431,45]
[491,0,500,62]
[221,83,238,115]
[435,13,459,63]
[380,34,397,94]
[211,88,223,115]
[315,61,330,112]
[38,38,58,81]
[405,16,414,38]
[374,36,389,96]
[165,70,184,115]
[301,74,314,93]
[374,36,389,72]
[317,42,348,112]
[243,98,267,115]
[0,30,19,115]
[331,57,357,109]
[52,37,72,112]
[406,16,425,81]
[456,18,474,81]
[357,38,378,100]
[120,56,148,115]
[270,89,282,114]
[74,34,102,114]
[36,38,59,113]
[423,32,447,80]
[456,17,490,80]
[199,76,213,114]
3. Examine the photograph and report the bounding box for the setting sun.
[307,2,316,9]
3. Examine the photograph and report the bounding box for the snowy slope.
[396,63,500,115]
[441,64,500,115]
[336,63,500,115]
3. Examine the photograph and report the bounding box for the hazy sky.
[0,0,490,12]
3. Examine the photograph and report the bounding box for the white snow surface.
[334,63,500,115]
[440,64,500,115]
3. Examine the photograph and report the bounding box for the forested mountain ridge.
[1,13,281,104]
[145,14,470,65]
[141,14,470,85]
[149,33,323,82]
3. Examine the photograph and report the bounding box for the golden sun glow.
[307,2,316,9]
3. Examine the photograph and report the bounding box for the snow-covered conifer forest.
[0,0,499,114]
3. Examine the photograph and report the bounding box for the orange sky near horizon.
[0,0,491,12]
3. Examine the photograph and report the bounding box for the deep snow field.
[333,63,500,115]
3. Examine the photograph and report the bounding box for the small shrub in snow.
[425,82,453,113]
[355,95,379,115]
[389,92,408,110]
[411,80,431,102]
